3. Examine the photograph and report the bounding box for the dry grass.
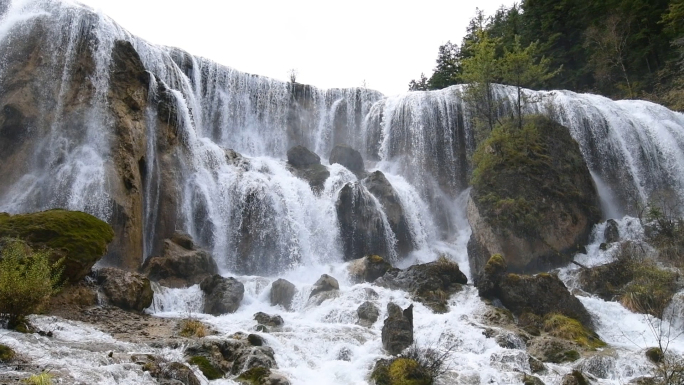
[179,318,207,338]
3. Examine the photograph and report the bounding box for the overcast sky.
[76,0,516,96]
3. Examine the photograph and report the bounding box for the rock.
[363,171,414,256]
[381,303,413,355]
[577,258,633,301]
[337,347,352,361]
[579,354,616,379]
[528,337,580,363]
[495,332,526,350]
[309,274,339,298]
[528,356,545,373]
[269,279,296,310]
[329,145,365,176]
[286,145,330,193]
[604,219,620,243]
[561,370,589,385]
[357,301,380,327]
[135,355,201,385]
[336,182,391,261]
[187,356,224,380]
[254,312,284,328]
[232,346,278,374]
[0,210,114,283]
[248,334,265,346]
[370,357,432,385]
[375,258,467,313]
[96,267,154,312]
[467,117,601,277]
[237,367,290,385]
[476,255,592,328]
[523,375,546,385]
[200,275,245,315]
[185,338,277,376]
[142,234,218,288]
[348,255,392,283]
[287,145,321,168]
[0,344,15,362]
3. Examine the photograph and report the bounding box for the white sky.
[77,0,515,96]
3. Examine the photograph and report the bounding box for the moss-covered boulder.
[467,116,601,277]
[0,210,114,282]
[187,355,224,380]
[0,344,15,362]
[370,358,432,385]
[542,314,605,349]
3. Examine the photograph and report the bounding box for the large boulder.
[95,267,154,312]
[329,145,365,176]
[336,182,391,261]
[254,312,284,328]
[604,219,620,244]
[200,275,245,315]
[381,303,414,355]
[363,171,414,256]
[309,274,339,298]
[269,278,296,310]
[286,145,329,193]
[0,210,114,283]
[142,232,218,288]
[347,255,392,283]
[375,258,467,313]
[467,116,601,277]
[357,301,380,327]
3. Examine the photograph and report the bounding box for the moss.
[620,262,678,317]
[571,370,588,385]
[543,313,605,349]
[187,356,223,380]
[0,344,15,362]
[387,358,432,385]
[369,255,385,263]
[645,347,664,363]
[0,210,114,282]
[484,254,507,276]
[237,366,270,384]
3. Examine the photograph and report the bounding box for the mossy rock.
[187,356,224,380]
[485,254,507,276]
[370,358,432,385]
[543,314,605,349]
[523,374,545,385]
[0,210,114,282]
[645,347,664,363]
[0,344,15,362]
[562,370,588,385]
[237,366,270,384]
[620,262,678,317]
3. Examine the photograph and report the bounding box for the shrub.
[179,318,206,338]
[619,261,678,317]
[23,372,54,385]
[370,343,452,385]
[0,344,15,362]
[0,239,63,329]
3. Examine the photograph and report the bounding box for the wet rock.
[579,354,616,379]
[375,258,467,313]
[142,233,218,288]
[604,219,620,243]
[561,370,589,385]
[528,356,545,373]
[287,145,329,193]
[309,274,339,298]
[187,356,224,380]
[254,312,284,328]
[381,303,413,355]
[490,350,529,372]
[357,301,380,327]
[200,275,245,315]
[329,145,365,176]
[185,338,277,376]
[337,347,352,361]
[96,267,154,312]
[248,334,265,346]
[348,255,392,283]
[494,332,526,350]
[523,374,546,385]
[237,367,290,385]
[232,345,278,374]
[269,279,296,310]
[0,344,15,362]
[577,258,633,301]
[528,337,580,363]
[336,182,391,260]
[135,355,201,385]
[363,171,414,256]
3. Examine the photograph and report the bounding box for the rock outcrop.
[286,145,329,193]
[269,278,297,310]
[381,303,414,355]
[467,116,601,277]
[200,275,245,315]
[0,210,114,283]
[95,267,154,312]
[336,182,391,261]
[375,258,467,313]
[347,255,392,283]
[363,171,414,256]
[329,145,365,176]
[142,232,218,288]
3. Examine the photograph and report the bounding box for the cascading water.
[2,0,684,384]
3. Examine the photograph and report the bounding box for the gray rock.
[200,275,245,315]
[286,146,329,193]
[142,235,218,288]
[348,255,392,283]
[254,312,284,327]
[329,145,365,175]
[357,301,380,327]
[605,219,620,244]
[96,267,154,312]
[309,274,339,298]
[381,303,413,355]
[287,145,321,168]
[270,279,296,310]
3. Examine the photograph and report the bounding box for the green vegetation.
[22,372,54,385]
[646,347,665,363]
[0,239,63,329]
[371,344,451,385]
[409,0,684,111]
[187,356,223,380]
[484,254,507,276]
[0,344,15,362]
[620,261,678,317]
[0,210,114,283]
[542,313,606,349]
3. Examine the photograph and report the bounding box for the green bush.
[0,239,62,329]
[23,372,54,385]
[0,344,15,362]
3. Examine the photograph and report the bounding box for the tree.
[500,36,559,129]
[288,68,298,84]
[461,29,501,140]
[584,14,635,98]
[0,239,62,329]
[408,73,430,91]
